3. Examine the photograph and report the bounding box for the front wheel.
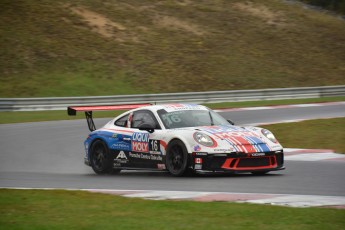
[90,140,114,174]
[166,140,189,176]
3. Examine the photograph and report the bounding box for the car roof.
[138,103,209,113]
[111,104,210,123]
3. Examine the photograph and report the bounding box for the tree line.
[300,0,345,15]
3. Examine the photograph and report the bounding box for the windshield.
[157,109,230,129]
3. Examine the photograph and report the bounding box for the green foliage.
[1,189,345,230]
[300,0,345,15]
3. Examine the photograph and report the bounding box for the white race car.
[68,103,284,176]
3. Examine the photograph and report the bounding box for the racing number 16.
[150,140,160,152]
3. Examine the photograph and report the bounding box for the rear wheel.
[90,140,116,174]
[166,140,189,176]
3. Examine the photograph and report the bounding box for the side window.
[131,110,160,129]
[114,114,129,127]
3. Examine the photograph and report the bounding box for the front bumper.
[191,151,284,173]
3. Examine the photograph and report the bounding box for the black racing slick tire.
[90,140,116,174]
[166,140,189,177]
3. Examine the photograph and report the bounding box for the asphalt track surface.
[0,103,344,196]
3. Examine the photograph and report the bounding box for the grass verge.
[0,96,344,124]
[0,189,344,230]
[262,117,345,153]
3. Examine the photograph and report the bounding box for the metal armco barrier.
[1,85,344,111]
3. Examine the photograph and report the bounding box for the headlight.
[193,132,215,147]
[261,129,278,143]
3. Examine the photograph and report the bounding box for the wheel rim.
[168,145,184,173]
[92,144,106,171]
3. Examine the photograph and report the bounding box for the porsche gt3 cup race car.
[68,103,284,176]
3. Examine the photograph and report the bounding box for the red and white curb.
[244,115,345,127]
[284,148,345,161]
[2,187,345,208]
[82,190,345,208]
[214,101,345,113]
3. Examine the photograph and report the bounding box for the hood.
[195,125,273,153]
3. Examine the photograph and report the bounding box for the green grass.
[262,117,345,153]
[1,0,345,97]
[0,96,344,124]
[0,189,344,230]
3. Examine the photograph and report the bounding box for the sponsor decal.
[194,164,202,170]
[132,132,149,153]
[214,148,233,152]
[193,152,208,156]
[111,142,131,151]
[165,104,203,111]
[150,155,163,161]
[149,139,161,154]
[115,151,128,163]
[150,151,161,155]
[132,132,149,142]
[132,141,149,152]
[113,162,121,167]
[129,152,141,159]
[112,133,118,138]
[141,154,151,160]
[157,164,166,170]
[195,158,203,164]
[201,125,249,134]
[116,151,127,159]
[194,145,201,151]
[128,152,163,161]
[251,153,265,157]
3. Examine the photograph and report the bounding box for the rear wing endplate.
[67,104,151,132]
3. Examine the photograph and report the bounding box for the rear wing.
[67,103,151,132]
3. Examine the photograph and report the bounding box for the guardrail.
[1,85,344,111]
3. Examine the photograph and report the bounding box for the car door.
[128,109,165,169]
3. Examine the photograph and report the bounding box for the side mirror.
[139,123,155,133]
[227,119,235,125]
